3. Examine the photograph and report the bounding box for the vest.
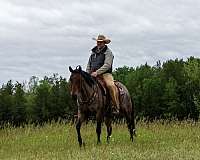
[90,46,112,73]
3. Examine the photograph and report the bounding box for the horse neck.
[81,79,95,100]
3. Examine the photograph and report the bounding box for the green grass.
[1,121,200,160]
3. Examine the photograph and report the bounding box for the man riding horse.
[86,34,120,113]
[69,35,135,146]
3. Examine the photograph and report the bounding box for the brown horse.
[69,66,136,147]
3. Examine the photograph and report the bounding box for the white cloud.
[0,0,200,85]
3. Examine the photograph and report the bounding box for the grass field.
[0,121,200,160]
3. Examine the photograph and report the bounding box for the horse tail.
[131,97,136,136]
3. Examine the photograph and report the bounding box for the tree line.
[0,74,76,126]
[113,56,200,121]
[0,56,200,126]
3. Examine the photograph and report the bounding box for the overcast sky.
[0,0,200,85]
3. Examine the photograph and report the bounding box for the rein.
[77,75,97,106]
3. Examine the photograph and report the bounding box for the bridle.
[76,73,97,106]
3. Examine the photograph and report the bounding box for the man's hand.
[91,71,98,77]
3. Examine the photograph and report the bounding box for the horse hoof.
[79,142,86,148]
[97,141,101,145]
[130,137,133,142]
[107,136,111,143]
[83,142,86,148]
[133,129,137,137]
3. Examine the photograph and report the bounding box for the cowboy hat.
[92,34,111,44]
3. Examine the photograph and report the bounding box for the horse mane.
[74,69,96,87]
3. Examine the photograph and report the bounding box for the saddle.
[96,76,125,103]
[114,81,126,96]
[96,76,107,96]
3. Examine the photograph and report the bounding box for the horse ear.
[78,65,82,71]
[69,66,74,73]
[76,65,82,71]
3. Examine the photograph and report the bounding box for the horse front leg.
[96,112,103,144]
[96,121,102,144]
[76,113,85,147]
[105,117,112,143]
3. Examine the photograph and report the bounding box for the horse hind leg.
[132,115,136,137]
[130,114,137,141]
[125,111,135,142]
[131,101,136,137]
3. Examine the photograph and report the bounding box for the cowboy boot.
[110,88,120,114]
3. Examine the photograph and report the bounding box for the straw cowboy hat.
[92,35,111,44]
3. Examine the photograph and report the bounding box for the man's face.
[97,41,105,48]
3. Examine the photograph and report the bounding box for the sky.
[0,0,200,85]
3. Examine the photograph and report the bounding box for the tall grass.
[0,121,200,160]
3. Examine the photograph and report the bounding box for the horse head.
[69,65,96,100]
[69,66,82,100]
